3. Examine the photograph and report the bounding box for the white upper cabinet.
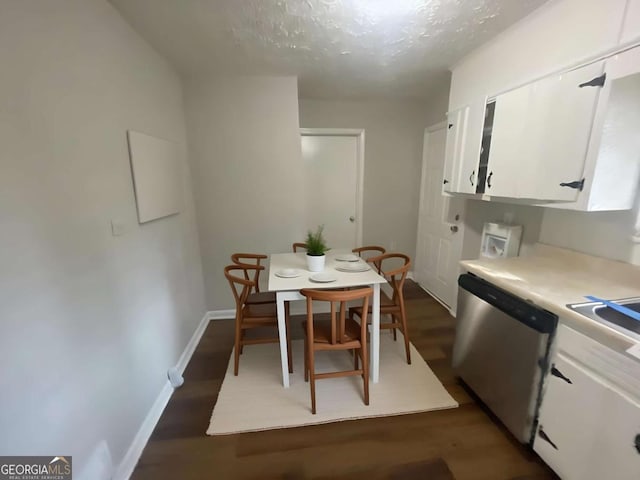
[621,0,640,44]
[577,46,640,211]
[486,61,605,201]
[442,100,485,195]
[442,107,465,194]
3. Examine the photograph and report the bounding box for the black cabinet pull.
[635,434,640,454]
[559,178,585,191]
[551,365,573,384]
[579,73,606,88]
[448,123,454,129]
[538,427,558,450]
[487,171,493,189]
[469,170,475,186]
[443,179,449,185]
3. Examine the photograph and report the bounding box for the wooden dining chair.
[224,265,292,376]
[230,253,276,304]
[352,245,386,273]
[350,253,412,364]
[292,242,308,252]
[300,287,372,414]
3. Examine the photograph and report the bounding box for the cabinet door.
[590,387,640,480]
[484,86,529,198]
[518,61,605,201]
[621,0,640,44]
[534,354,606,480]
[442,108,463,194]
[454,99,485,194]
[487,62,604,200]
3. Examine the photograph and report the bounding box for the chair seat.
[243,302,278,320]
[246,291,276,305]
[302,318,362,346]
[349,290,397,318]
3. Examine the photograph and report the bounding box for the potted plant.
[305,225,330,272]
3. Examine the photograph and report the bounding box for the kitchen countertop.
[460,243,640,355]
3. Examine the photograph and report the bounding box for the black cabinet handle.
[538,427,558,450]
[635,434,640,454]
[551,365,573,384]
[579,73,606,88]
[487,171,493,189]
[469,170,475,186]
[443,179,449,185]
[559,178,585,191]
[448,123,454,129]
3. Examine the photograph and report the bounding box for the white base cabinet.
[534,326,640,479]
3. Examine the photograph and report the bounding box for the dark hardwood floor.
[131,281,556,480]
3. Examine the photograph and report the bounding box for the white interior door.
[415,125,464,310]
[300,132,361,250]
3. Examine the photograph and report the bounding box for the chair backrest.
[352,245,386,273]
[300,287,372,345]
[231,253,267,293]
[367,253,411,306]
[292,242,308,253]
[224,264,261,310]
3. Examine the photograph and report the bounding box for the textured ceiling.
[109,0,548,100]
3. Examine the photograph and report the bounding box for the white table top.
[268,251,387,292]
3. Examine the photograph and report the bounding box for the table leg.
[276,292,290,388]
[371,282,380,383]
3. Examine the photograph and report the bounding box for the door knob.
[450,225,459,233]
[349,216,355,223]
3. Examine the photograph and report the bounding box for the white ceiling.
[109,0,548,100]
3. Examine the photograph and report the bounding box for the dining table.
[267,251,388,388]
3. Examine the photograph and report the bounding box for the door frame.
[300,128,365,247]
[416,122,466,317]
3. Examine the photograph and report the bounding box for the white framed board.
[127,130,183,223]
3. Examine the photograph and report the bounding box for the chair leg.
[285,302,293,374]
[309,347,317,414]
[399,305,411,365]
[361,344,369,406]
[304,335,309,382]
[234,316,242,376]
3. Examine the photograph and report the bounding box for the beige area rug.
[206,332,458,435]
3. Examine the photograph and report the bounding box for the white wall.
[462,201,544,260]
[184,76,305,310]
[299,93,449,263]
[450,0,640,264]
[0,0,206,475]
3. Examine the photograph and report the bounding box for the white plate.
[275,268,301,278]
[309,273,338,283]
[335,253,360,262]
[336,263,370,273]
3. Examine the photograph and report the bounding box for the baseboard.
[175,312,212,374]
[113,381,173,480]
[416,283,456,317]
[114,312,211,480]
[208,309,235,320]
[407,270,415,280]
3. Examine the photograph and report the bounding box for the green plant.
[305,225,330,256]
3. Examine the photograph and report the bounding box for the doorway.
[415,123,465,313]
[299,128,364,249]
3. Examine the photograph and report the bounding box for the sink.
[567,297,640,339]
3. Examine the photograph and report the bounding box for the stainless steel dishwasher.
[452,274,558,444]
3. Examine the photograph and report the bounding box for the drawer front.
[556,324,640,399]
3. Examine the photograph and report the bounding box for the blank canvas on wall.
[127,130,183,223]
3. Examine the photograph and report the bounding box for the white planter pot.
[306,254,325,272]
